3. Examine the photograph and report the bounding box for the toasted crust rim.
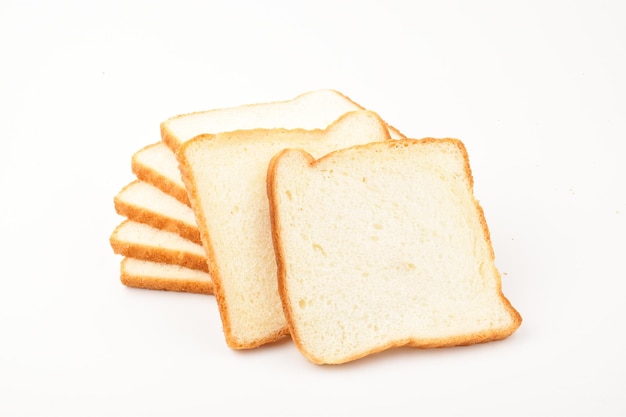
[120,258,214,295]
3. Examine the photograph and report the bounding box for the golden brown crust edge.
[159,93,308,153]
[109,221,209,273]
[176,135,236,346]
[159,89,406,153]
[266,148,317,356]
[114,182,201,245]
[308,328,522,366]
[267,139,522,365]
[131,159,191,207]
[119,259,214,295]
[160,124,181,153]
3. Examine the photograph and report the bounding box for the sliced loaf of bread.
[110,220,207,272]
[114,180,200,244]
[120,257,213,295]
[177,110,393,349]
[267,139,522,364]
[161,89,404,152]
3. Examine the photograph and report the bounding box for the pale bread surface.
[178,110,393,349]
[267,139,522,364]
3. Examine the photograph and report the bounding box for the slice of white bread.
[162,89,404,152]
[110,220,208,272]
[178,110,393,349]
[114,180,201,244]
[267,139,522,365]
[120,257,213,295]
[132,142,191,206]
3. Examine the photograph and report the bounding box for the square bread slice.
[161,89,404,152]
[267,139,522,364]
[178,110,393,349]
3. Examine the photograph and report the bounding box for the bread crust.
[109,221,208,272]
[131,143,191,206]
[267,138,522,365]
[267,150,316,352]
[335,89,406,139]
[114,181,201,244]
[160,89,405,152]
[119,258,214,295]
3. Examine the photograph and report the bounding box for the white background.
[1,1,625,416]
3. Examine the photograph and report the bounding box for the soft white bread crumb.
[120,257,213,295]
[132,142,190,206]
[114,180,200,244]
[162,89,404,152]
[109,220,207,272]
[267,139,522,365]
[177,110,393,349]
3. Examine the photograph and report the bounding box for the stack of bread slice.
[110,90,522,364]
[110,90,402,295]
[110,142,213,294]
